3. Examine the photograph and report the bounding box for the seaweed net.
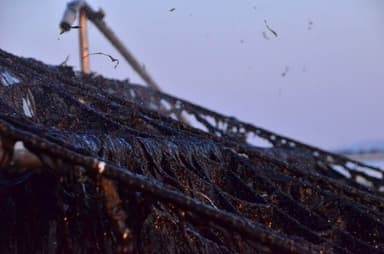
[0,49,383,254]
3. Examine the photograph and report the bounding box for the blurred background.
[0,0,383,156]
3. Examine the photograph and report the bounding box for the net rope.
[0,49,383,253]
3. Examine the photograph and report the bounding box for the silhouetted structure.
[0,49,383,253]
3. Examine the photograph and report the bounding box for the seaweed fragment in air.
[83,52,120,69]
[264,19,278,37]
[0,48,383,254]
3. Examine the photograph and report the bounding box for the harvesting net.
[0,49,383,254]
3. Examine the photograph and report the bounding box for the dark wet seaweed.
[0,49,383,254]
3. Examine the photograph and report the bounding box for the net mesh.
[0,49,383,254]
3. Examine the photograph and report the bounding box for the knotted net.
[0,49,383,254]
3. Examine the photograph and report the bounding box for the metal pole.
[83,5,161,91]
[79,8,90,74]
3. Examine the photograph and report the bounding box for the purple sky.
[1,0,383,150]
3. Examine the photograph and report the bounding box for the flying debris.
[308,19,314,30]
[169,8,176,12]
[281,66,290,77]
[264,19,278,37]
[84,52,120,69]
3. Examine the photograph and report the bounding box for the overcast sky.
[1,0,383,150]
